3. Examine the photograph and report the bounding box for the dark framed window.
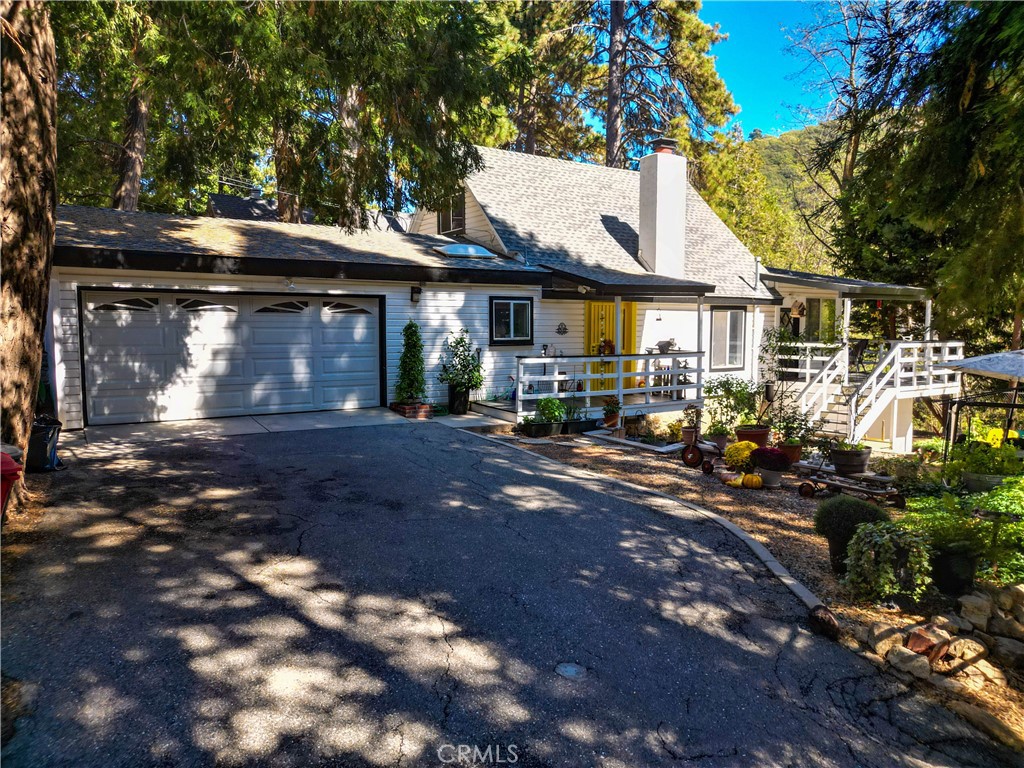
[710,307,746,370]
[489,296,533,346]
[437,194,466,236]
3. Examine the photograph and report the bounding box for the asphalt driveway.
[2,423,1019,767]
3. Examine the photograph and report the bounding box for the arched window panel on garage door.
[176,297,238,313]
[323,301,372,315]
[90,296,160,312]
[254,299,309,314]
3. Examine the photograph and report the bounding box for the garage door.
[81,291,381,425]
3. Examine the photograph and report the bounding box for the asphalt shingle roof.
[56,205,544,274]
[466,146,773,301]
[763,267,928,298]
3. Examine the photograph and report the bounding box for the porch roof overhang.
[763,268,929,301]
[539,264,713,298]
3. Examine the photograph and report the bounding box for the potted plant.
[733,379,771,448]
[705,376,770,447]
[520,397,566,438]
[438,329,484,415]
[813,496,891,575]
[705,421,731,451]
[750,446,791,488]
[562,397,599,434]
[678,405,700,445]
[724,441,758,473]
[772,404,817,464]
[947,442,1023,493]
[602,395,622,428]
[390,319,430,418]
[829,440,872,476]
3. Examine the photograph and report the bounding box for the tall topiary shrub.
[395,319,426,404]
[813,496,891,575]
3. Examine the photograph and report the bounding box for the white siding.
[637,304,774,384]
[51,269,584,428]
[409,187,506,255]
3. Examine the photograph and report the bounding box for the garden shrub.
[813,496,891,574]
[944,441,1023,482]
[395,319,426,404]
[724,441,758,472]
[536,397,565,423]
[845,522,932,602]
[898,477,1024,585]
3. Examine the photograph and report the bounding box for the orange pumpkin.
[741,473,764,490]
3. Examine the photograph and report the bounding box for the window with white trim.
[711,308,745,370]
[489,297,533,345]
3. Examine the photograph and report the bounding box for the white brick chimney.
[638,137,686,279]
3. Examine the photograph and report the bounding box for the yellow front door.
[585,301,637,392]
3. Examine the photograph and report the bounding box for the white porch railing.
[776,342,844,384]
[848,340,965,441]
[515,352,704,420]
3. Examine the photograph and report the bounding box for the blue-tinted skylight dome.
[432,243,495,259]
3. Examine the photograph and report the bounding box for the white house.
[46,140,961,451]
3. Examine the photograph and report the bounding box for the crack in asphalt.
[431,613,458,731]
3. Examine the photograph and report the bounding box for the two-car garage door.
[81,291,381,425]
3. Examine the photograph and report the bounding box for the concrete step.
[470,400,518,423]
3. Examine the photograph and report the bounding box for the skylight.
[432,243,495,259]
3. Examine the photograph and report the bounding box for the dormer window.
[437,194,466,236]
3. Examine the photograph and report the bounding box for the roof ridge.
[474,145,640,177]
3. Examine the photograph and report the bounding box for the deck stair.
[797,341,964,443]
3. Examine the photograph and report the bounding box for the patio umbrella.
[938,349,1024,382]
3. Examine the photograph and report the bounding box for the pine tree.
[395,320,426,404]
[590,0,736,168]
[1,0,57,477]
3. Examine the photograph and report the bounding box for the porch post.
[923,298,934,382]
[614,295,623,404]
[842,298,852,344]
[696,296,704,404]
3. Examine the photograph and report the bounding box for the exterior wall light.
[410,286,422,303]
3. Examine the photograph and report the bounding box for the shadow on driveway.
[2,424,1018,767]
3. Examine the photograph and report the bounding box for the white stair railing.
[798,346,848,426]
[847,340,965,441]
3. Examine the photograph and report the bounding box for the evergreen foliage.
[395,320,426,404]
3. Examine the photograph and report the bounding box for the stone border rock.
[459,429,825,612]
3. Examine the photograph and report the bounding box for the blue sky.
[699,0,829,136]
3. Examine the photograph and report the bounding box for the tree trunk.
[1,0,57,500]
[273,117,302,223]
[335,85,363,229]
[111,83,148,211]
[605,0,625,168]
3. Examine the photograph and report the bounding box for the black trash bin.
[26,415,63,473]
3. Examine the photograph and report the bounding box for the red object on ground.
[2,452,23,513]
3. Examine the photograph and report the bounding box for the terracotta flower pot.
[604,413,620,428]
[707,434,730,452]
[678,427,697,445]
[778,443,803,465]
[734,425,771,447]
